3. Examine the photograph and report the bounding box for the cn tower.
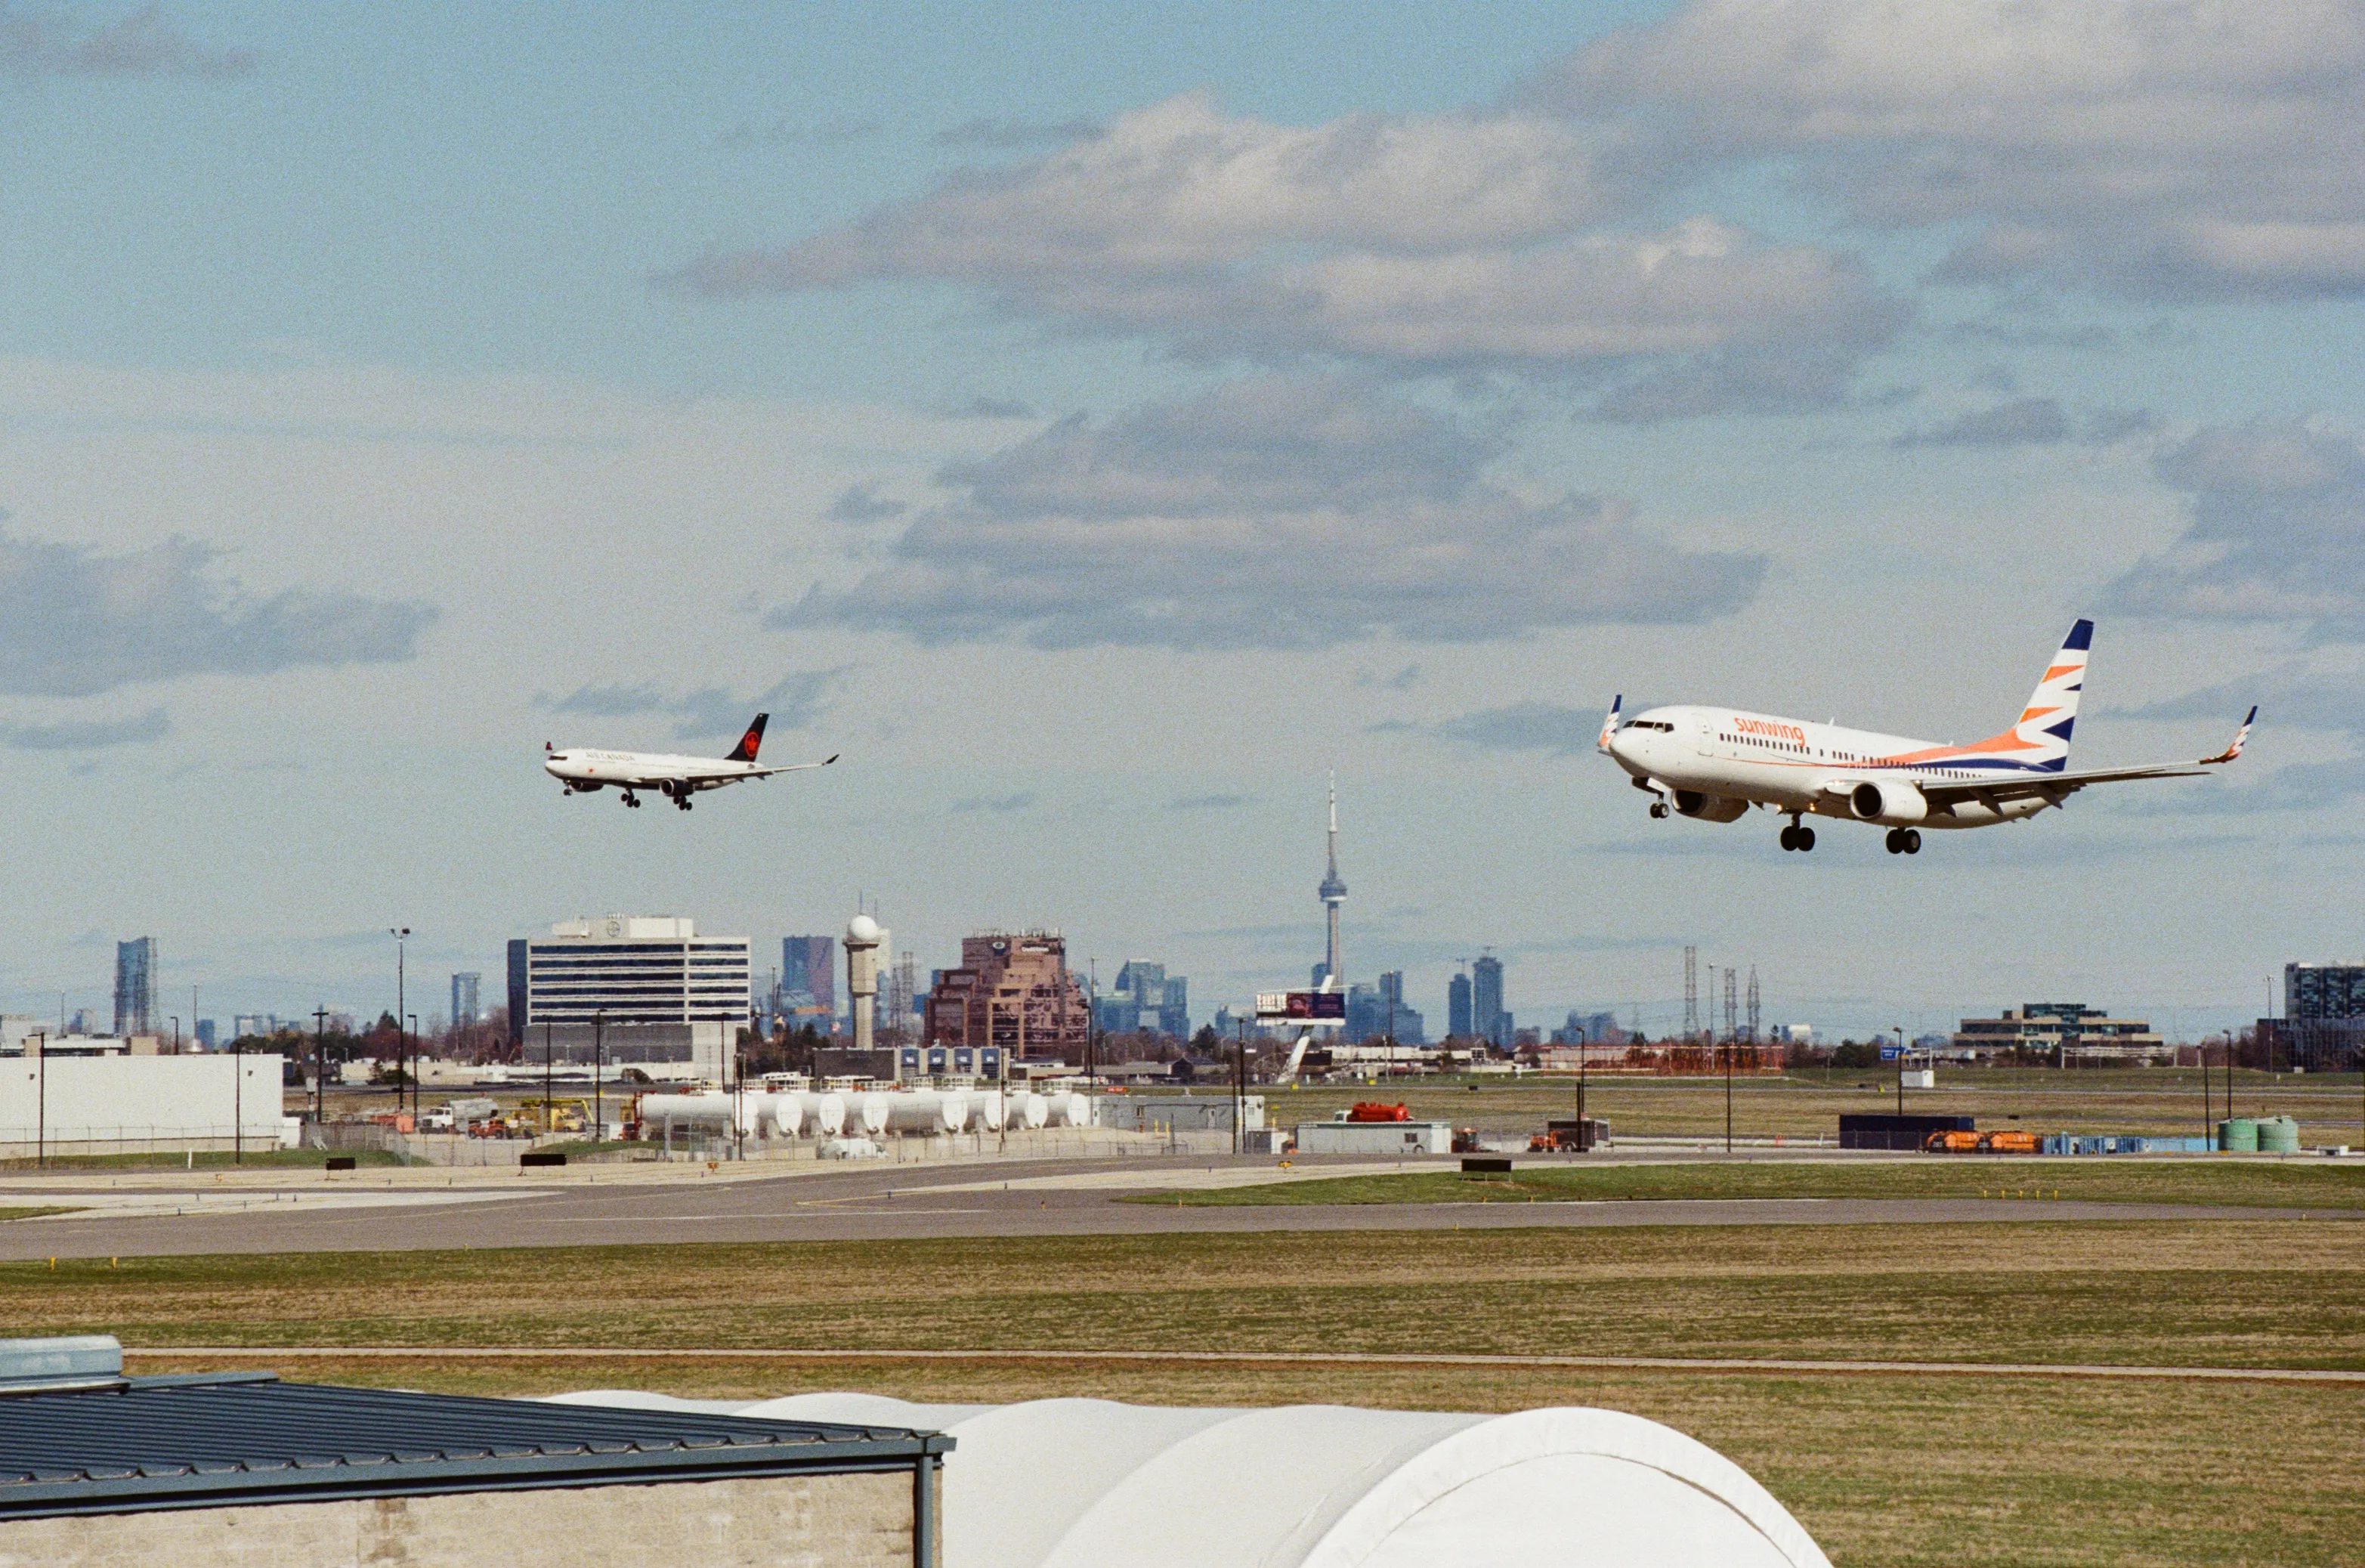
[1317,771,1346,986]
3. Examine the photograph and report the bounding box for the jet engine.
[1849,779,1929,824]
[1672,789,1749,823]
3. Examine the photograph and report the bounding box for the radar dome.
[846,914,882,944]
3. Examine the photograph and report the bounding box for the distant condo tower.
[1315,772,1346,988]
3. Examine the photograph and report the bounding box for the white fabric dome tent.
[546,1390,1832,1567]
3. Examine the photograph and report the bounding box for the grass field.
[19,1220,2354,1566]
[1268,1069,2365,1146]
[1136,1158,2365,1210]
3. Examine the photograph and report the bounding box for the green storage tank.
[2218,1118,2258,1152]
[2256,1115,2301,1153]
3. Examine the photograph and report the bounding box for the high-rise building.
[1315,774,1346,988]
[113,938,156,1038]
[513,916,748,1079]
[193,1019,218,1050]
[1106,960,1190,1038]
[781,935,836,1019]
[1375,972,1425,1044]
[1448,973,1473,1039]
[450,972,481,1028]
[923,930,1090,1059]
[1472,955,1507,1049]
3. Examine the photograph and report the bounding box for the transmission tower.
[1723,968,1737,1043]
[1682,947,1699,1041]
[1745,967,1761,1044]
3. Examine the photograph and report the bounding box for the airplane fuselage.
[1605,707,2052,830]
[544,749,769,793]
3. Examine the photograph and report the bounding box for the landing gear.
[1780,819,1816,852]
[1649,801,1670,819]
[675,794,693,812]
[1884,827,1921,855]
[622,791,641,809]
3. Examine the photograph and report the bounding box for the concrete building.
[1448,973,1473,1039]
[923,931,1090,1061]
[449,972,481,1027]
[113,938,156,1038]
[0,1339,949,1568]
[2268,962,2365,1069]
[0,1053,283,1155]
[1949,1003,2163,1062]
[508,917,749,1081]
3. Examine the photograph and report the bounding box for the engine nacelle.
[1849,779,1929,824]
[1672,789,1749,824]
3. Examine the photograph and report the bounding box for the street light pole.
[390,929,410,1125]
[1724,1033,1733,1156]
[592,1010,605,1147]
[170,1016,180,1056]
[233,1034,243,1164]
[312,1007,329,1131]
[33,1030,45,1170]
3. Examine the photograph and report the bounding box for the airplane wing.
[1872,707,2254,809]
[745,754,839,780]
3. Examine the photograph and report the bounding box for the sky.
[3,1,2364,1042]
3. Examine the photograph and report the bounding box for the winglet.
[1597,694,1622,755]
[824,753,839,765]
[2200,705,2256,766]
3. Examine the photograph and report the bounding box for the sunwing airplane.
[1597,619,2254,855]
[544,713,837,811]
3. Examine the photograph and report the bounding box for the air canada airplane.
[1597,620,2253,855]
[544,713,837,811]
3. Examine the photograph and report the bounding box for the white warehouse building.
[553,1391,1832,1568]
[0,1054,286,1156]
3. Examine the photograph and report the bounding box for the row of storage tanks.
[637,1087,1094,1140]
[2218,1115,2304,1152]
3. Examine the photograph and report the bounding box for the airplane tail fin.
[728,713,768,762]
[2010,620,2088,772]
[1597,694,1621,755]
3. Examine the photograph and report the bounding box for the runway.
[0,1155,2351,1258]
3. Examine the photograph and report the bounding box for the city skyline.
[0,5,2356,1039]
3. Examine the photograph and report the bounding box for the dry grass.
[1147,1158,2365,1209]
[1274,1070,2365,1144]
[8,1222,2360,1370]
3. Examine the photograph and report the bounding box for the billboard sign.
[1878,1044,1904,1062]
[1256,990,1346,1022]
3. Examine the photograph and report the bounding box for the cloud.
[4,705,168,749]
[1169,793,1248,810]
[0,527,432,697]
[542,668,848,741]
[771,376,1763,650]
[1538,0,2365,299]
[1,4,256,79]
[931,116,1104,149]
[668,93,1903,407]
[2110,423,2365,626]
[1424,702,1607,757]
[1894,397,2071,449]
[823,484,907,524]
[952,791,1033,813]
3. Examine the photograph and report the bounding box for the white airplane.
[544,713,837,811]
[1597,619,2253,855]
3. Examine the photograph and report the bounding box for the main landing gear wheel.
[623,792,641,809]
[675,796,693,812]
[1649,801,1669,819]
[1884,827,1922,855]
[1780,822,1815,852]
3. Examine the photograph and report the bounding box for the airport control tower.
[1315,772,1346,988]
